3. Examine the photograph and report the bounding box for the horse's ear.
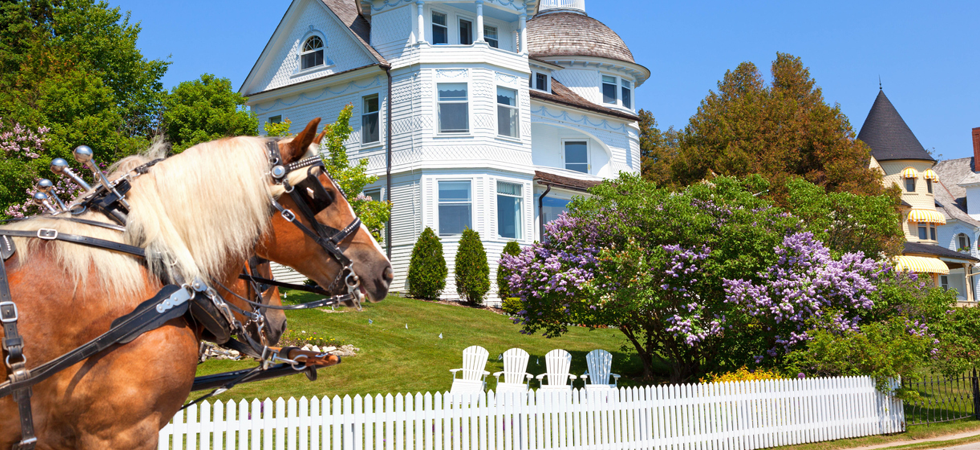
[314,130,327,145]
[278,118,321,163]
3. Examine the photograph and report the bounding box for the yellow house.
[858,88,978,302]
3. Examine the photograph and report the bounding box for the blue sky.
[112,0,979,160]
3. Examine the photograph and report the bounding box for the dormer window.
[529,71,549,93]
[301,36,324,70]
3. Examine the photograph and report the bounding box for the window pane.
[303,36,323,51]
[602,82,617,104]
[364,95,379,113]
[439,103,468,132]
[497,106,518,137]
[487,37,499,48]
[542,197,571,241]
[439,204,471,235]
[364,189,382,201]
[459,19,473,45]
[497,181,522,196]
[433,12,447,25]
[536,73,548,91]
[432,13,448,45]
[302,51,324,69]
[496,87,516,106]
[497,194,522,239]
[268,115,282,124]
[566,139,590,171]
[918,226,928,240]
[905,178,915,192]
[622,86,632,109]
[438,84,467,101]
[927,179,933,193]
[930,225,936,241]
[362,113,379,143]
[484,26,498,48]
[439,181,471,201]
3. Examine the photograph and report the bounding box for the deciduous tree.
[162,74,257,152]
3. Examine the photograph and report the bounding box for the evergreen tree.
[496,241,522,299]
[407,227,446,300]
[455,228,490,305]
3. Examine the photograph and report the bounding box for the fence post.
[973,367,980,421]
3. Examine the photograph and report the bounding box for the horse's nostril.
[383,265,394,282]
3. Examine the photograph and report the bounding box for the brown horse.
[0,119,391,449]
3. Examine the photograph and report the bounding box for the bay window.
[439,181,471,236]
[497,87,518,138]
[438,83,469,133]
[497,182,523,239]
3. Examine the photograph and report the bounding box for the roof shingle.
[530,78,639,122]
[857,90,934,162]
[527,11,635,65]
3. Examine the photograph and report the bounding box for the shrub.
[501,297,523,315]
[497,241,522,298]
[455,228,490,304]
[700,366,783,384]
[407,227,447,300]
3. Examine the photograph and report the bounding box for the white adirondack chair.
[449,345,490,394]
[492,348,533,394]
[580,349,620,391]
[535,349,577,391]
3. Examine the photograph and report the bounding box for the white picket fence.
[159,376,904,450]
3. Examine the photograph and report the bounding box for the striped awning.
[893,256,949,275]
[901,167,919,178]
[908,209,947,225]
[922,169,938,181]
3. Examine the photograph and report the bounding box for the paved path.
[847,430,980,450]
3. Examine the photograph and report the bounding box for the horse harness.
[0,139,364,450]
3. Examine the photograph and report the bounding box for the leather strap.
[1,255,37,450]
[0,230,145,258]
[1,236,14,261]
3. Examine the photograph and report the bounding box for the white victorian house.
[240,0,648,303]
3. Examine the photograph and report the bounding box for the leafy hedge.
[497,241,521,299]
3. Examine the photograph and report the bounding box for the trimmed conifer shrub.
[454,228,490,304]
[496,241,522,299]
[407,227,447,300]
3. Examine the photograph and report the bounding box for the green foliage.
[655,53,887,202]
[455,228,490,304]
[784,317,935,397]
[784,177,905,257]
[501,297,523,316]
[496,241,522,299]
[638,109,680,187]
[264,118,292,138]
[162,74,258,152]
[407,227,447,300]
[0,0,169,214]
[929,306,980,378]
[317,105,391,242]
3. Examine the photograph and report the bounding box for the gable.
[241,0,380,96]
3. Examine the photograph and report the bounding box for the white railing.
[539,0,586,13]
[159,376,904,450]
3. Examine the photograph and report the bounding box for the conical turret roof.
[857,90,934,162]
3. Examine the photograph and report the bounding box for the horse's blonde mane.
[2,135,316,298]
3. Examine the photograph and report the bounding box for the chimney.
[974,127,980,172]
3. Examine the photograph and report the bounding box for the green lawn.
[193,292,643,403]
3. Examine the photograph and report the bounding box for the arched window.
[301,36,324,70]
[958,233,971,252]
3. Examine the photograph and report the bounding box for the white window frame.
[958,233,971,251]
[267,115,282,124]
[941,275,950,291]
[437,179,473,237]
[562,139,590,173]
[458,15,475,45]
[600,73,635,110]
[431,10,449,45]
[496,86,519,139]
[484,24,499,48]
[363,187,383,202]
[496,180,524,240]
[361,94,381,145]
[436,82,470,135]
[530,70,549,93]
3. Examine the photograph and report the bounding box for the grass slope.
[194,293,641,403]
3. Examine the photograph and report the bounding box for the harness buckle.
[36,229,58,240]
[280,209,297,222]
[0,301,18,323]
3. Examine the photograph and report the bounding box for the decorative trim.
[531,105,630,133]
[371,0,414,11]
[486,0,527,12]
[494,72,519,85]
[254,76,384,112]
[436,69,468,79]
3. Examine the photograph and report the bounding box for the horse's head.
[258,118,393,306]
